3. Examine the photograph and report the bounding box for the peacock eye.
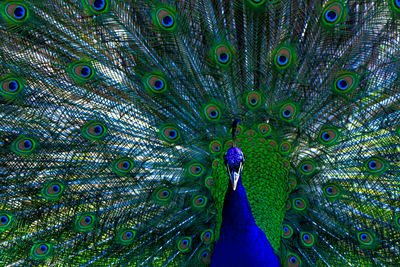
[193,195,208,208]
[31,242,53,260]
[365,157,388,174]
[293,197,307,211]
[0,213,12,230]
[4,3,29,22]
[42,181,64,200]
[357,231,375,247]
[246,91,262,109]
[159,125,181,143]
[214,45,232,66]
[280,142,291,154]
[155,8,176,30]
[115,228,136,245]
[12,136,36,156]
[325,10,337,22]
[258,123,272,137]
[188,163,205,177]
[75,213,96,232]
[205,177,214,189]
[1,77,23,97]
[282,224,293,238]
[82,121,107,140]
[198,248,211,263]
[154,187,172,203]
[112,158,134,176]
[300,232,315,247]
[145,74,167,93]
[210,140,222,154]
[177,237,192,252]
[84,0,109,14]
[70,62,95,81]
[333,72,358,94]
[200,229,214,244]
[204,104,221,121]
[299,160,316,175]
[273,46,295,69]
[286,253,301,266]
[279,103,297,121]
[322,2,345,26]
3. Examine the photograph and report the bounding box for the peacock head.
[224,119,245,191]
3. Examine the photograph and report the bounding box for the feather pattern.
[0,0,400,266]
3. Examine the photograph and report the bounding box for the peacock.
[0,0,400,266]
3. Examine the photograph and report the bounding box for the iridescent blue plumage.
[211,121,280,266]
[1,1,400,266]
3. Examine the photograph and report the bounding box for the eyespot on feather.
[75,213,96,232]
[83,0,109,14]
[286,252,301,267]
[192,195,207,208]
[30,242,53,260]
[279,102,297,121]
[333,72,358,94]
[81,121,107,140]
[188,163,205,177]
[280,142,292,154]
[214,45,232,66]
[357,231,377,249]
[41,181,64,200]
[282,224,293,238]
[144,74,167,93]
[257,123,272,136]
[293,197,307,211]
[319,127,339,145]
[209,140,222,154]
[111,158,134,176]
[153,188,172,203]
[154,7,176,30]
[300,232,315,247]
[177,237,192,252]
[0,212,13,231]
[288,178,297,192]
[298,159,316,175]
[69,62,95,82]
[2,2,29,23]
[11,136,36,156]
[115,228,136,245]
[159,124,181,143]
[204,104,221,121]
[365,157,388,174]
[0,77,23,97]
[273,46,295,70]
[200,229,214,244]
[197,248,212,264]
[246,91,262,109]
[322,1,345,26]
[205,177,214,189]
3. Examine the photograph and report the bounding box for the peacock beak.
[227,162,243,191]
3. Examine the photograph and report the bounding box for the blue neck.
[211,176,280,266]
[220,177,255,231]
